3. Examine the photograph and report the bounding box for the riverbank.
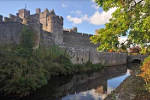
[1,64,127,100]
[0,45,104,97]
[104,64,150,100]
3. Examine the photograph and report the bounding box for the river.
[0,64,139,100]
[18,64,139,100]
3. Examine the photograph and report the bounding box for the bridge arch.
[127,55,148,64]
[131,59,141,64]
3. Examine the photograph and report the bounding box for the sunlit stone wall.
[64,47,127,66]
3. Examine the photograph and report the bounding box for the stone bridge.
[127,54,148,63]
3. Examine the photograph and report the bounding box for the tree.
[90,0,150,52]
[16,26,35,57]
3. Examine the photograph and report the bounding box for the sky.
[0,0,116,34]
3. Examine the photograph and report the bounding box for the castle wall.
[23,14,41,49]
[0,22,23,45]
[63,31,97,49]
[40,31,55,47]
[65,47,127,66]
[89,50,127,66]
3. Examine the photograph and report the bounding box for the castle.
[0,8,127,65]
[0,8,95,48]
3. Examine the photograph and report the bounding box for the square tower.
[18,9,30,19]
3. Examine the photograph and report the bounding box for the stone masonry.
[0,8,127,66]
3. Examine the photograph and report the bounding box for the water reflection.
[107,69,130,94]
[62,68,131,100]
[62,89,103,100]
[3,64,136,100]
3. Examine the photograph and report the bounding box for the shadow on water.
[0,64,140,100]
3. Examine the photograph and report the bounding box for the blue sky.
[0,0,116,34]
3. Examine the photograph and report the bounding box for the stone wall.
[0,22,23,45]
[65,47,127,66]
[63,31,97,49]
[40,31,55,47]
[90,50,127,66]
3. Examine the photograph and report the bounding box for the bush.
[72,61,104,73]
[139,55,150,92]
[0,46,70,97]
[0,49,48,96]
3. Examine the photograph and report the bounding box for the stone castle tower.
[19,8,64,45]
[38,8,63,45]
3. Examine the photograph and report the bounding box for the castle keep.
[0,8,127,66]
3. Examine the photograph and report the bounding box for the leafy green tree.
[16,26,35,57]
[91,0,150,52]
[20,26,35,49]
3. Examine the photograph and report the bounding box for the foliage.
[72,61,104,73]
[15,26,35,57]
[91,0,150,51]
[91,0,150,95]
[0,45,68,97]
[139,56,150,92]
[0,46,103,97]
[20,26,35,49]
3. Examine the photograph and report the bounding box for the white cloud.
[67,7,117,25]
[61,3,67,8]
[67,16,82,24]
[89,8,117,25]
[67,14,89,24]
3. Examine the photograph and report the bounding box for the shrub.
[139,55,150,92]
[0,45,71,97]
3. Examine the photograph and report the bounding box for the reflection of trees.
[22,65,127,100]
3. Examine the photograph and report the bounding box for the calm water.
[1,64,138,100]
[62,69,130,100]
